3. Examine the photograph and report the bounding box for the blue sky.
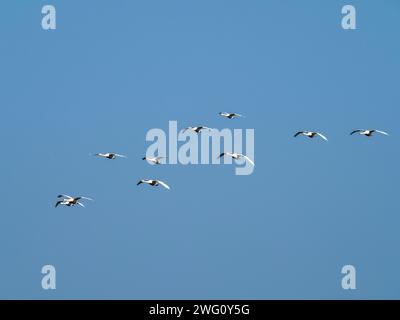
[0,0,399,299]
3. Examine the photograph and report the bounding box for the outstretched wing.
[294,132,304,138]
[350,130,362,135]
[157,180,171,190]
[317,133,328,141]
[218,153,226,159]
[58,194,73,199]
[243,155,255,166]
[55,201,63,208]
[77,202,85,208]
[137,180,144,186]
[115,154,128,158]
[375,130,389,136]
[80,196,94,201]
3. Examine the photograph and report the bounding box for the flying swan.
[218,152,255,166]
[142,156,164,165]
[137,180,171,190]
[92,153,127,160]
[350,129,389,137]
[55,195,94,208]
[219,112,243,119]
[294,131,328,141]
[182,126,212,134]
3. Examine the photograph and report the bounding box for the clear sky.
[0,0,399,299]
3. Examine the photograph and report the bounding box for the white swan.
[294,131,328,141]
[137,179,171,190]
[92,153,127,160]
[350,129,389,137]
[142,156,164,165]
[55,195,94,208]
[182,126,211,134]
[219,112,243,119]
[218,152,255,166]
